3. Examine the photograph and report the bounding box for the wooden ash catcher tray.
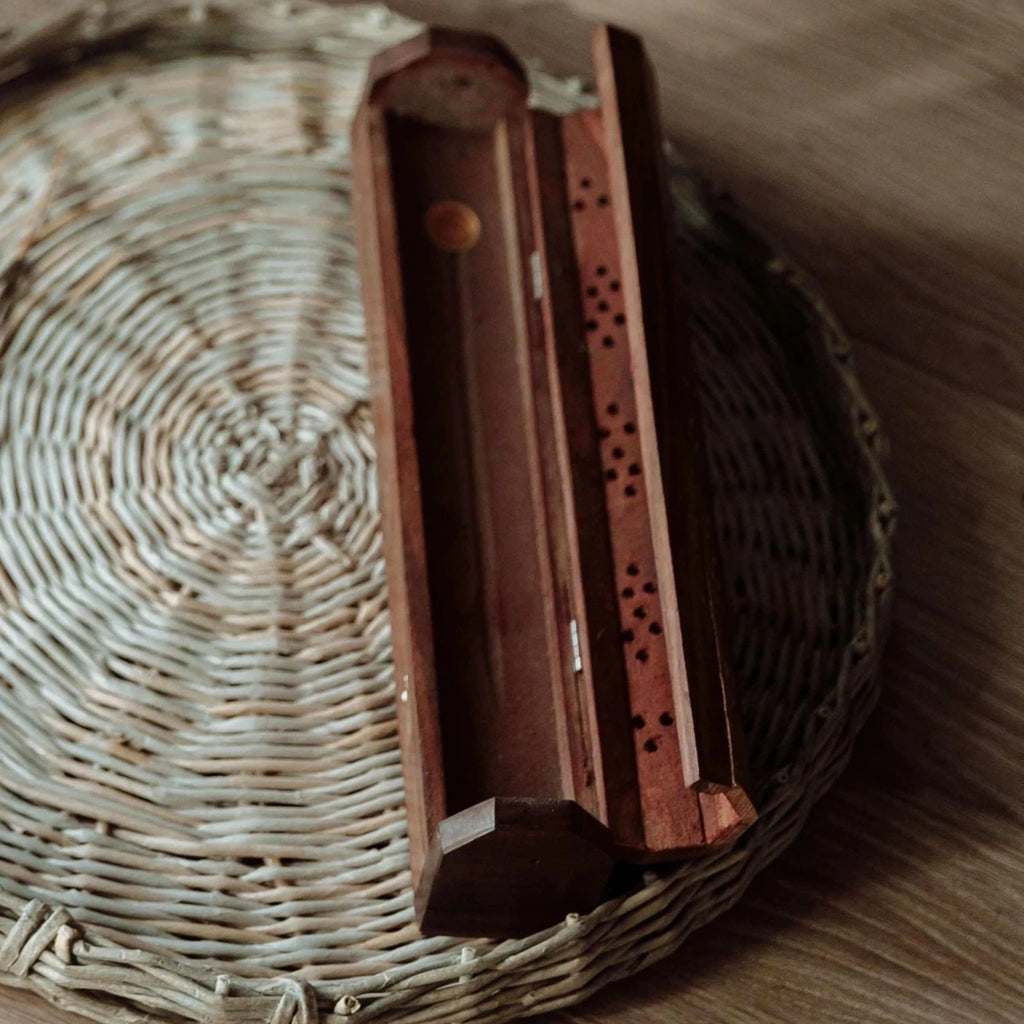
[353,22,756,939]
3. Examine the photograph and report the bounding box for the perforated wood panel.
[561,109,704,852]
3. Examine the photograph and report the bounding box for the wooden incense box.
[352,23,756,938]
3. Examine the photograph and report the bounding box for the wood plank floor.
[2,1,1022,1021]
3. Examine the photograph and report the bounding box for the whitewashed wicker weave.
[0,3,895,1022]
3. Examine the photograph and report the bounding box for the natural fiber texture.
[0,3,894,1022]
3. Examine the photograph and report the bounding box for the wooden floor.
[3,1,1023,1021]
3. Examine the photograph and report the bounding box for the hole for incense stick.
[424,201,481,253]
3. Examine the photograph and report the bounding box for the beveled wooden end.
[415,798,616,938]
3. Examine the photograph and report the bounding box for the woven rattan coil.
[0,3,895,1022]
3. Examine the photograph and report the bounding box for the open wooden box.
[353,23,755,938]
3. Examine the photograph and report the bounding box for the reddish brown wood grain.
[354,29,618,937]
[352,85,447,885]
[352,23,754,937]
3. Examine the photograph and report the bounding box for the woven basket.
[0,3,895,1022]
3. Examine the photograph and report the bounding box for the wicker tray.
[0,3,895,1023]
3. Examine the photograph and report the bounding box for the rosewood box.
[352,23,755,938]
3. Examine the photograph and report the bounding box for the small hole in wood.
[597,427,611,440]
[649,622,663,635]
[610,280,621,291]
[596,265,608,276]
[603,335,615,348]
[424,201,482,253]
[643,582,656,594]
[581,177,593,189]
[614,313,626,325]
[659,712,674,726]
[634,606,647,619]
[606,468,618,481]
[627,564,640,576]
[598,300,609,312]
[573,199,586,211]
[624,422,636,434]
[622,587,634,599]
[612,447,624,459]
[644,738,658,753]
[624,485,637,497]
[636,649,649,663]
[621,629,635,643]
[628,463,641,476]
[598,194,610,206]
[587,285,599,297]
[607,403,619,416]
[631,714,645,729]
[586,319,599,332]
